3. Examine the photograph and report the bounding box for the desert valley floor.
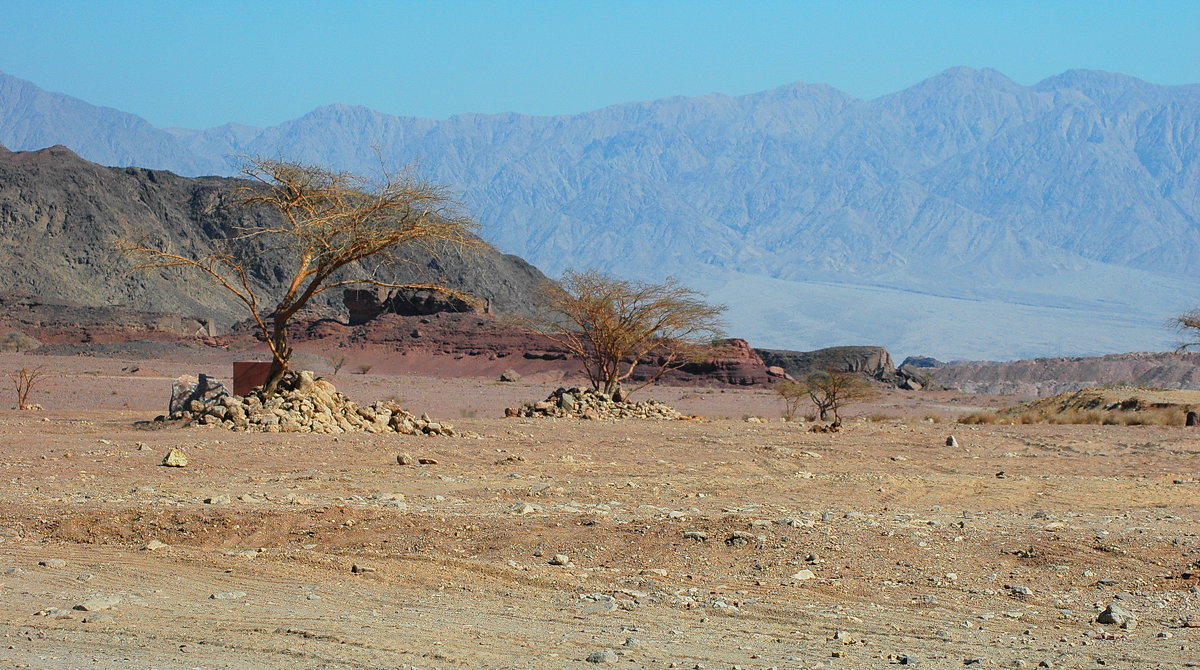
[0,353,1197,669]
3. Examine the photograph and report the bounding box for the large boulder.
[344,287,481,325]
[756,346,895,382]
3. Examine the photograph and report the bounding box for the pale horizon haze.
[0,1,1196,129]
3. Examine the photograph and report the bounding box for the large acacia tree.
[127,157,477,393]
[532,270,726,396]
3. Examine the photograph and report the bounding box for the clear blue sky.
[2,0,1196,129]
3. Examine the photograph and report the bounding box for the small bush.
[958,412,1000,425]
[1,331,41,353]
[356,363,373,375]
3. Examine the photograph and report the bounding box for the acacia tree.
[12,366,48,410]
[126,158,477,393]
[532,271,725,396]
[805,369,877,422]
[774,380,806,421]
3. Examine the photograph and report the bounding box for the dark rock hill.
[755,346,896,381]
[924,352,1200,396]
[0,144,550,328]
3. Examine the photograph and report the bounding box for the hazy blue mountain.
[1,68,1197,360]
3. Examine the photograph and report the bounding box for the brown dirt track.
[0,353,1198,669]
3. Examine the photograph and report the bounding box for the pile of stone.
[507,386,681,420]
[169,370,454,436]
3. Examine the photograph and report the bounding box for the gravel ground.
[0,354,1197,669]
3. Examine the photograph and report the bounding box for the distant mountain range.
[1,67,1197,360]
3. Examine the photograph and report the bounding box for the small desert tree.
[805,369,877,422]
[126,157,476,393]
[12,366,48,410]
[774,379,805,421]
[531,271,725,396]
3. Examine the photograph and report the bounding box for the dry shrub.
[923,414,944,424]
[958,411,1000,425]
[866,413,900,422]
[1,331,41,353]
[971,407,1189,426]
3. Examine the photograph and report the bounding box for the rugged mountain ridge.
[925,352,1200,397]
[2,68,1198,358]
[0,144,549,328]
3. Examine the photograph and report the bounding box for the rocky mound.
[169,370,455,435]
[1004,386,1200,416]
[960,385,1200,426]
[508,387,682,420]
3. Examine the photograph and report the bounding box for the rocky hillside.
[2,68,1197,358]
[924,352,1200,396]
[0,144,549,329]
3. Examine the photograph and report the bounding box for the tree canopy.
[531,270,725,395]
[125,157,477,392]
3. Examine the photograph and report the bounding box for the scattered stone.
[351,564,376,574]
[204,495,231,505]
[683,531,708,542]
[161,448,188,467]
[225,548,260,558]
[1006,584,1033,596]
[499,369,522,382]
[946,435,959,447]
[725,531,756,546]
[641,568,668,577]
[83,614,114,624]
[210,591,247,600]
[1097,603,1136,629]
[38,558,66,569]
[512,387,682,421]
[418,457,439,465]
[790,569,816,581]
[36,607,74,619]
[586,650,619,664]
[142,540,169,552]
[550,554,571,566]
[73,595,121,612]
[397,452,415,465]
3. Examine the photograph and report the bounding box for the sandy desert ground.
[1,353,1198,669]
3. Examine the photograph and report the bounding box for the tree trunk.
[262,315,293,396]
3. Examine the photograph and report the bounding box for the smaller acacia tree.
[774,379,806,421]
[531,271,725,396]
[126,157,477,393]
[12,366,48,410]
[805,369,877,422]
